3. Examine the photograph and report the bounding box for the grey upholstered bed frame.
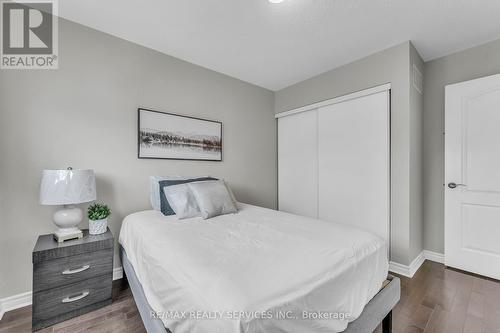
[121,246,400,333]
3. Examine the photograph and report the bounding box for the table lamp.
[39,168,96,242]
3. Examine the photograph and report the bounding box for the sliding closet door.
[278,110,318,218]
[318,91,389,242]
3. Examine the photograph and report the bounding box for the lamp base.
[52,206,84,243]
[53,227,83,243]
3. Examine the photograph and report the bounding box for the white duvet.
[119,203,388,333]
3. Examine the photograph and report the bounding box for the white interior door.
[445,73,500,279]
[317,91,390,244]
[278,110,318,218]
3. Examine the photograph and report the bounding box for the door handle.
[448,182,466,189]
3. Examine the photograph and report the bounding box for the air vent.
[413,64,423,94]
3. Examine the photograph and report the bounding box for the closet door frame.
[276,83,391,119]
[276,83,391,257]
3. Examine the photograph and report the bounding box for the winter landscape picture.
[138,109,222,161]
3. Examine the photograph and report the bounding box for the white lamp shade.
[39,169,96,205]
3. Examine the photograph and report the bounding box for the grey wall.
[423,38,500,254]
[275,42,422,266]
[409,43,424,261]
[0,19,276,298]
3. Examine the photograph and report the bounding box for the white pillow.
[188,180,238,219]
[163,184,200,219]
[150,176,210,210]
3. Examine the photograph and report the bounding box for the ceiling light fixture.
[268,0,285,3]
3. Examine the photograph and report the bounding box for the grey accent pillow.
[159,177,217,216]
[188,180,238,219]
[163,184,200,219]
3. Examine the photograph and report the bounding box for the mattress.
[119,203,388,333]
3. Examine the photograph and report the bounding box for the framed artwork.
[138,108,222,161]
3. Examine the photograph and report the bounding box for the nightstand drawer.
[33,274,112,323]
[33,248,113,292]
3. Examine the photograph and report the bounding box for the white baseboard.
[389,250,444,278]
[0,267,124,321]
[113,266,123,280]
[0,291,31,321]
[388,261,412,277]
[423,250,444,264]
[389,251,425,278]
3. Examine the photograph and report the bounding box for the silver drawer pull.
[62,291,89,303]
[62,264,90,275]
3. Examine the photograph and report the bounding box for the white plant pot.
[89,218,107,235]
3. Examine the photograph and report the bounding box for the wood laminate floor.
[1,261,500,333]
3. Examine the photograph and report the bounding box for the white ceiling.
[59,0,500,91]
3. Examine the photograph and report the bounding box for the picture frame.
[137,108,222,161]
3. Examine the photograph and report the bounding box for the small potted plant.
[88,203,111,235]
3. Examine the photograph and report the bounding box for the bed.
[119,203,400,333]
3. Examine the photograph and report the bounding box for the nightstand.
[32,229,114,331]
